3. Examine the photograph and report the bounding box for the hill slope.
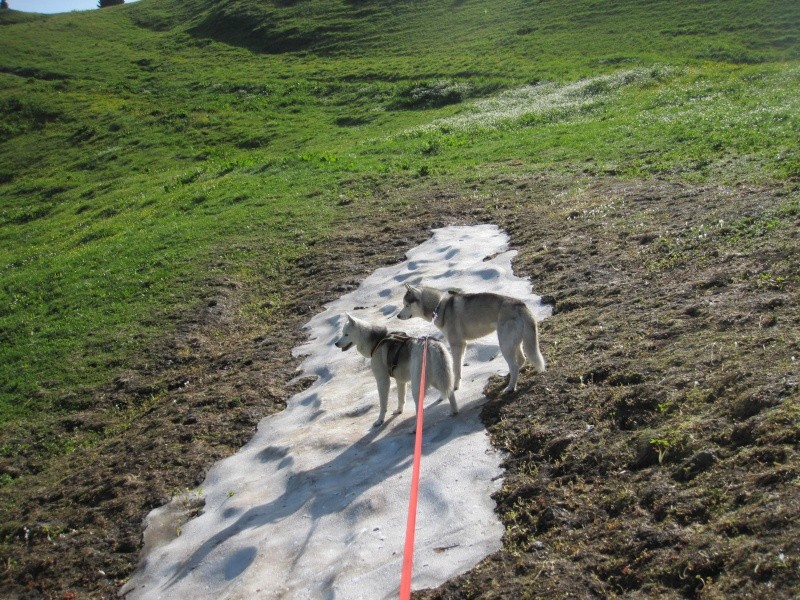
[0,0,798,597]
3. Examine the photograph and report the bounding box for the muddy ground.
[1,174,798,599]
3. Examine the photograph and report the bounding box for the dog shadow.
[160,405,486,591]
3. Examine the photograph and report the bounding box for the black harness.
[371,331,413,377]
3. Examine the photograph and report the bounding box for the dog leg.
[374,373,391,427]
[516,344,527,369]
[499,337,521,395]
[447,390,459,416]
[394,380,406,415]
[449,341,466,390]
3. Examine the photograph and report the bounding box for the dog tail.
[523,310,546,373]
[427,340,456,393]
[427,340,459,415]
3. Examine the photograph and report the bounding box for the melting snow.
[121,224,550,600]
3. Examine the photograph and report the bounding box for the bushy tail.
[426,340,456,395]
[426,340,459,415]
[523,311,546,373]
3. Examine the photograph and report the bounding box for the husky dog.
[397,284,546,394]
[335,313,459,427]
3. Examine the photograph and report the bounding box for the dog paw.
[373,419,385,428]
[392,409,403,415]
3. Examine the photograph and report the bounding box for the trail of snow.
[121,224,550,600]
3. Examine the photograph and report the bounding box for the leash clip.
[431,300,444,323]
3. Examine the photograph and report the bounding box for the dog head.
[334,313,359,351]
[397,284,423,320]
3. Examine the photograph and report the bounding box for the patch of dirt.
[0,174,798,599]
[420,177,800,599]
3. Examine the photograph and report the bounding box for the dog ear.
[345,312,355,324]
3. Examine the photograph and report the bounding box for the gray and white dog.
[335,313,459,427]
[397,284,546,394]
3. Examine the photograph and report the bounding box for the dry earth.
[1,173,798,599]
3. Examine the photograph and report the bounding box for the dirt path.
[1,175,798,599]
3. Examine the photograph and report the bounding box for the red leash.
[399,337,428,600]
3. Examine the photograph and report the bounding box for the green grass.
[0,0,798,426]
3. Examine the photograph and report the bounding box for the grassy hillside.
[0,0,798,597]
[1,0,797,422]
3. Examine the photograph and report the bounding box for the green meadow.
[1,0,798,438]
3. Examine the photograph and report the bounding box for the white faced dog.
[397,284,545,394]
[335,313,458,427]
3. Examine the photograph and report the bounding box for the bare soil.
[1,174,798,599]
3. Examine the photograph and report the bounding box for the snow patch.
[121,224,550,600]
